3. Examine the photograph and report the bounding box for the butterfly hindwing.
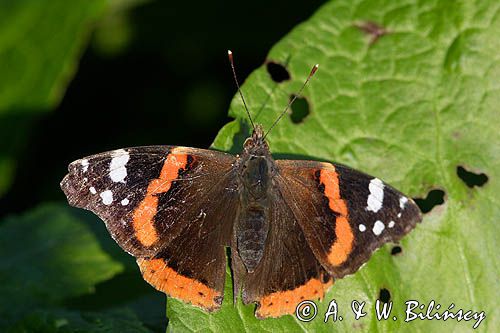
[61,146,239,311]
[234,182,333,318]
[275,160,422,279]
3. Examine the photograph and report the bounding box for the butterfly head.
[243,124,270,157]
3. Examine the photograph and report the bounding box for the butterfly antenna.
[263,64,319,139]
[228,50,255,130]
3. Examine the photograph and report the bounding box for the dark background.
[0,0,326,218]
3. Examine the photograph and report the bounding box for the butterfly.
[61,51,422,319]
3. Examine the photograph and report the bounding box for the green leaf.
[9,308,153,333]
[0,0,107,113]
[0,204,123,330]
[168,0,500,331]
[0,0,108,197]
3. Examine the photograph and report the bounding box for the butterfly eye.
[243,138,254,149]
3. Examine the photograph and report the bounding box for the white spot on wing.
[372,220,385,235]
[397,212,402,218]
[367,178,384,212]
[109,149,130,183]
[121,198,129,206]
[399,196,408,209]
[89,186,97,194]
[388,221,395,228]
[100,190,113,205]
[81,159,89,172]
[359,224,366,232]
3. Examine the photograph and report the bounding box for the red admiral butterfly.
[61,51,421,318]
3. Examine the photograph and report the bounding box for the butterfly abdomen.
[236,153,275,273]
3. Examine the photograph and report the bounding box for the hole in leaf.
[289,94,310,123]
[266,62,290,83]
[391,245,402,256]
[413,189,445,214]
[456,166,488,188]
[378,288,391,303]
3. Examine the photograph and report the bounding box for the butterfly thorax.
[235,125,276,273]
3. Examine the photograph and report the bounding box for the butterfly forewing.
[61,145,239,310]
[275,160,422,279]
[62,146,171,256]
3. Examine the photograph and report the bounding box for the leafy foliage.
[0,0,107,197]
[0,204,124,330]
[170,0,500,331]
[8,308,153,333]
[0,0,107,114]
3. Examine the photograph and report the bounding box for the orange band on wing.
[133,196,160,246]
[319,166,354,266]
[256,276,333,318]
[132,150,188,247]
[138,258,222,311]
